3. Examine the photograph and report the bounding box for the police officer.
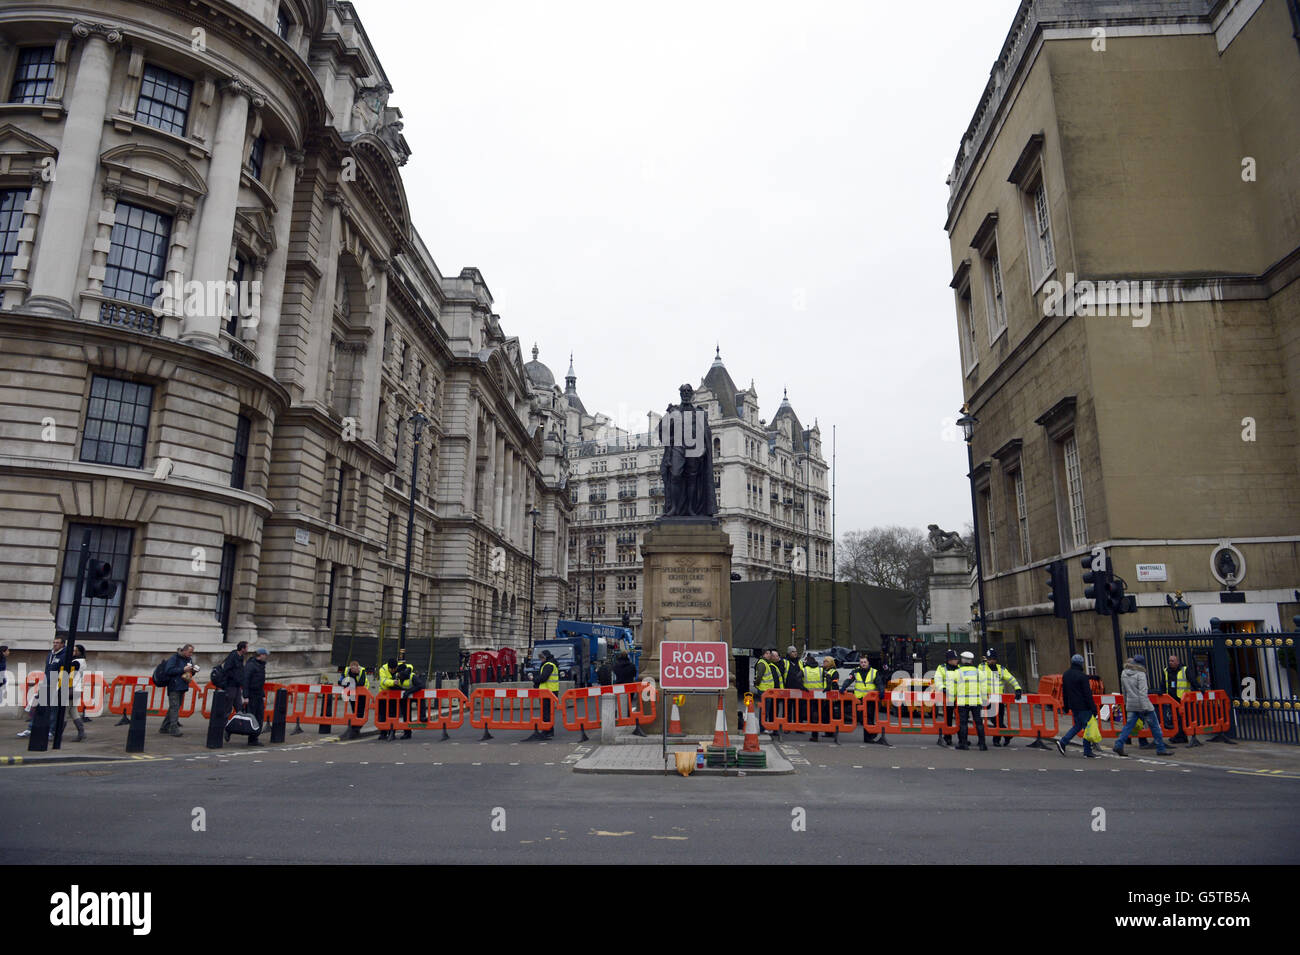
[535,649,560,739]
[934,650,959,746]
[781,646,804,690]
[842,656,890,746]
[754,649,781,739]
[338,660,368,740]
[982,648,1023,746]
[1166,654,1197,743]
[954,650,987,751]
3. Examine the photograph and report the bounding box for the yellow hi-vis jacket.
[1169,666,1192,699]
[802,664,825,691]
[982,663,1021,700]
[954,664,988,706]
[539,660,560,692]
[379,663,412,692]
[755,659,777,692]
[851,668,878,699]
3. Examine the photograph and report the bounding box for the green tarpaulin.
[730,580,916,655]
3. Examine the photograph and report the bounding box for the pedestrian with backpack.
[157,644,197,736]
[213,641,248,712]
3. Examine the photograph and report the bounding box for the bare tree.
[838,526,932,623]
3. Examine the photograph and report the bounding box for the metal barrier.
[373,688,467,735]
[469,687,557,738]
[759,689,857,735]
[559,681,656,733]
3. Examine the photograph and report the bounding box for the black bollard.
[125,689,148,753]
[27,705,51,752]
[206,689,231,749]
[269,689,288,744]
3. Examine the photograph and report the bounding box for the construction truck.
[524,619,640,688]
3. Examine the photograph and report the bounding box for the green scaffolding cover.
[730,580,916,655]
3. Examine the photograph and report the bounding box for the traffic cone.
[742,699,760,753]
[712,693,729,748]
[668,697,684,737]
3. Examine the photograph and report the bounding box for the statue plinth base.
[640,520,734,735]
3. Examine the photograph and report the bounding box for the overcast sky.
[362,0,1024,539]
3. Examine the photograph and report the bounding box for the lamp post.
[398,404,429,657]
[957,407,989,655]
[802,452,811,652]
[1166,591,1191,632]
[527,505,540,654]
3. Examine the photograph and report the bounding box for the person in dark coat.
[612,652,637,684]
[159,644,197,736]
[218,641,249,711]
[1056,654,1100,758]
[241,648,268,747]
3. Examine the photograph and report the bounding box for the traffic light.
[1080,553,1111,615]
[1045,560,1070,619]
[85,559,117,600]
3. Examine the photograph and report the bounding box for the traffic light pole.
[50,528,91,750]
[1107,558,1125,679]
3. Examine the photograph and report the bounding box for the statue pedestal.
[641,520,734,735]
[928,551,974,630]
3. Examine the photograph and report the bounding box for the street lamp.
[398,404,429,656]
[527,505,541,654]
[957,406,989,655]
[1166,591,1191,632]
[801,452,811,652]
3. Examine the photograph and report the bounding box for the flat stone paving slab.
[573,742,793,775]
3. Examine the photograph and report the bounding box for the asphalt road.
[2,729,1297,864]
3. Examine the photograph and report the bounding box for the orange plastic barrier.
[107,675,197,717]
[874,691,956,736]
[373,688,467,734]
[469,687,557,735]
[559,681,656,732]
[1179,690,1231,738]
[758,689,857,735]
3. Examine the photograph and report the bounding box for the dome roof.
[525,344,556,391]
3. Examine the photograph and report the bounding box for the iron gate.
[1124,630,1300,744]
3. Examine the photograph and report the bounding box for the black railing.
[99,300,162,335]
[1124,629,1300,744]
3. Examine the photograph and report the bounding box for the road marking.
[652,835,688,841]
[590,830,634,837]
[544,761,555,765]
[509,761,519,766]
[326,761,334,765]
[891,765,900,769]
[396,761,405,765]
[927,767,934,771]
[360,761,369,765]
[1000,768,1010,772]
[852,765,863,769]
[1228,769,1300,780]
[472,762,482,766]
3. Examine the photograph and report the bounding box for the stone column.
[255,147,301,376]
[493,432,505,530]
[25,22,121,318]
[185,78,263,349]
[503,447,514,544]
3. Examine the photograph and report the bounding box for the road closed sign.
[660,641,729,691]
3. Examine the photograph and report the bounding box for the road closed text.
[660,641,729,690]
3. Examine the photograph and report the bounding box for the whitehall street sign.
[660,641,729,691]
[1136,563,1167,582]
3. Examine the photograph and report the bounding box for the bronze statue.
[927,524,968,554]
[658,384,717,519]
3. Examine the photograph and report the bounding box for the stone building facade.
[0,0,569,675]
[549,348,832,633]
[944,0,1300,689]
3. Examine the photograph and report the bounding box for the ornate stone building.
[945,0,1299,689]
[0,0,569,674]
[550,348,832,631]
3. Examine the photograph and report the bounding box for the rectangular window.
[1026,639,1039,681]
[324,564,337,629]
[0,188,28,283]
[1079,639,1095,674]
[56,523,132,639]
[386,514,398,560]
[983,489,996,574]
[1063,434,1087,548]
[81,374,153,468]
[103,202,171,306]
[958,285,977,374]
[983,241,1007,341]
[231,413,251,489]
[1033,181,1055,275]
[276,7,292,40]
[216,541,237,638]
[9,46,55,104]
[1012,467,1029,564]
[135,64,193,136]
[334,463,347,524]
[248,135,265,181]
